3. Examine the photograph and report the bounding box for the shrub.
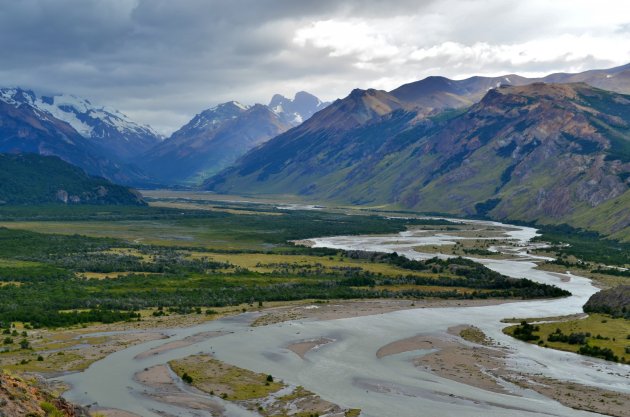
[40,402,64,417]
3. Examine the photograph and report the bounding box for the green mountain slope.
[0,153,146,205]
[207,83,630,239]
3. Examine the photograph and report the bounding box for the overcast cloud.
[1,0,629,135]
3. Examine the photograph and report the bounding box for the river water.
[57,220,630,417]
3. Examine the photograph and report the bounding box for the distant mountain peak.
[293,91,323,107]
[137,91,331,185]
[210,100,250,112]
[0,87,161,161]
[181,100,251,136]
[139,99,292,185]
[294,90,319,99]
[268,93,288,109]
[0,88,158,138]
[269,91,322,107]
[0,87,36,105]
[268,91,329,125]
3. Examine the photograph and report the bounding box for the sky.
[1,0,630,135]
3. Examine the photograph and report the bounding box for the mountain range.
[0,88,160,185]
[2,63,630,238]
[389,62,630,110]
[138,92,329,184]
[0,88,328,186]
[206,64,630,240]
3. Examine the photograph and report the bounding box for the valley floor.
[39,297,629,417]
[0,192,627,416]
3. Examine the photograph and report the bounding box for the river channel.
[57,219,629,417]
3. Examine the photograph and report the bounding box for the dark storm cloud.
[0,0,628,134]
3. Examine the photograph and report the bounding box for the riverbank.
[1,297,520,378]
[80,304,630,417]
[251,298,516,327]
[56,292,629,417]
[410,325,629,417]
[53,218,630,417]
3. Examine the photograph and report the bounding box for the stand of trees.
[0,211,571,328]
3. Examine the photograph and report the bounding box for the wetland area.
[0,192,628,417]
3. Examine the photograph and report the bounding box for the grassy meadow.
[0,195,570,330]
[504,314,630,363]
[0,191,625,370]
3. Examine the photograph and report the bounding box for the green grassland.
[534,223,630,268]
[1,193,627,374]
[505,223,630,364]
[0,203,423,251]
[504,314,630,363]
[0,201,569,329]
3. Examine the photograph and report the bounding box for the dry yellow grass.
[169,354,356,416]
[190,251,447,278]
[148,201,282,216]
[170,355,283,401]
[0,281,22,287]
[78,272,158,280]
[505,313,630,362]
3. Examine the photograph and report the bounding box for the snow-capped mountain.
[0,87,157,185]
[174,101,251,138]
[0,88,161,161]
[138,101,291,184]
[269,91,329,125]
[138,93,329,185]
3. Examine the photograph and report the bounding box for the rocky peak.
[269,93,289,109]
[0,87,161,161]
[269,91,328,125]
